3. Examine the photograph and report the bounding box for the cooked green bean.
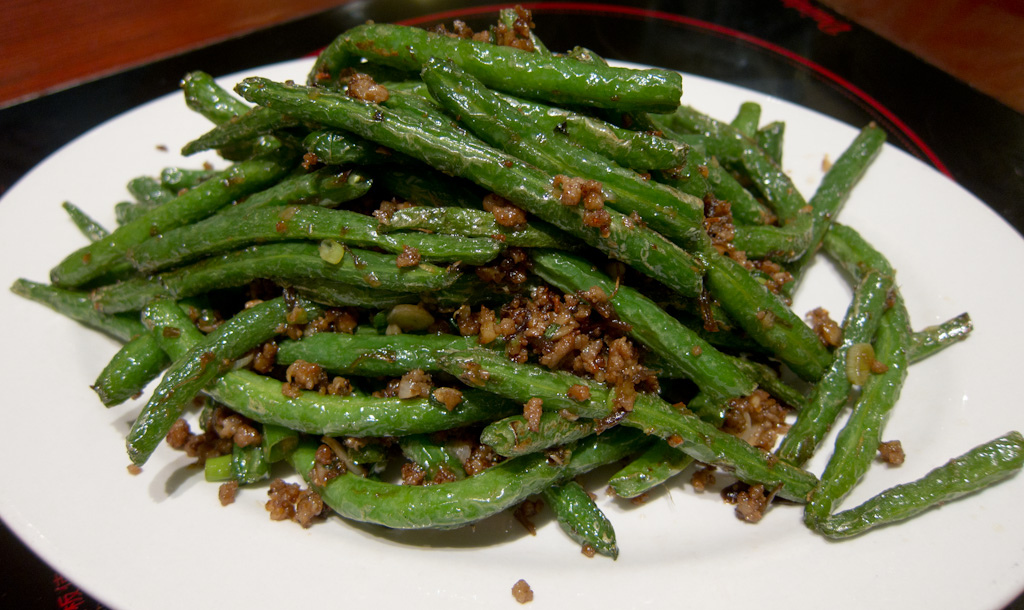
[817,431,1024,538]
[481,411,599,458]
[93,242,462,313]
[235,76,706,298]
[607,439,694,499]
[309,23,683,113]
[50,153,297,288]
[542,480,619,558]
[127,296,323,466]
[62,201,109,241]
[289,427,647,529]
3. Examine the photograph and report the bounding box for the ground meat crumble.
[721,389,791,452]
[266,479,326,528]
[878,440,906,466]
[452,284,657,420]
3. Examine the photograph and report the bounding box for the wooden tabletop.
[1,0,1022,113]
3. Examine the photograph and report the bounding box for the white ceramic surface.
[1,59,1022,609]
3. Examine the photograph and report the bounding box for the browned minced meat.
[215,411,262,448]
[567,384,591,402]
[512,579,534,604]
[552,174,605,210]
[284,359,327,393]
[282,360,353,398]
[401,462,426,486]
[730,483,770,523]
[702,195,794,296]
[397,368,433,399]
[493,5,537,51]
[581,543,597,558]
[218,481,239,506]
[432,386,464,411]
[878,440,906,466]
[704,195,736,251]
[523,397,544,433]
[691,465,717,492]
[251,341,278,374]
[513,498,543,535]
[305,308,358,335]
[454,284,656,423]
[721,389,791,451]
[266,479,326,528]
[345,72,389,103]
[464,443,500,476]
[474,246,531,286]
[371,198,414,223]
[310,443,347,487]
[552,174,610,234]
[126,464,142,476]
[483,193,528,228]
[165,407,260,465]
[806,307,842,347]
[396,244,421,268]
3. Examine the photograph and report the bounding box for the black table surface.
[2,1,1022,608]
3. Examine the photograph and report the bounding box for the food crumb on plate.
[512,579,534,604]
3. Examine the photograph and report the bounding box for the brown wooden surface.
[820,0,1024,113]
[1,0,1021,110]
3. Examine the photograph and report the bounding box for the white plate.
[2,58,1023,610]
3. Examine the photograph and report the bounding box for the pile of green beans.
[11,10,1021,558]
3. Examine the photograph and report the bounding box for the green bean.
[276,332,485,377]
[127,296,322,466]
[114,200,160,226]
[262,423,299,463]
[309,23,683,113]
[700,251,831,381]
[182,105,300,156]
[304,129,407,166]
[442,349,819,501]
[204,441,271,484]
[10,278,143,342]
[481,411,599,458]
[62,201,109,241]
[235,76,706,298]
[160,166,218,192]
[804,298,910,528]
[756,121,785,165]
[704,158,775,225]
[92,242,462,313]
[541,480,619,558]
[529,249,756,404]
[50,153,297,288]
[818,431,1024,539]
[181,70,250,125]
[776,269,894,467]
[209,371,519,437]
[400,433,467,482]
[728,357,809,412]
[371,165,487,210]
[732,214,813,262]
[909,312,973,364]
[143,298,518,437]
[607,439,694,499]
[91,332,169,406]
[784,123,887,296]
[380,206,569,249]
[128,204,500,274]
[421,59,706,246]
[288,426,647,529]
[664,106,809,222]
[730,101,761,137]
[127,175,176,205]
